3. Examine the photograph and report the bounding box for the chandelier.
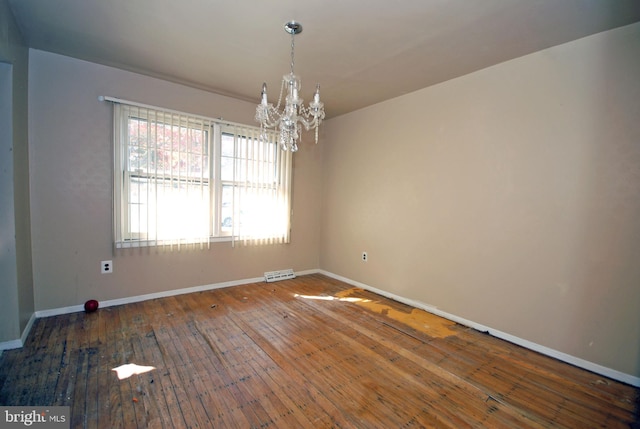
[255,21,325,152]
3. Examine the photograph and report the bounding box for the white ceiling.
[8,0,640,118]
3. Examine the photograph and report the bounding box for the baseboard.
[34,269,321,318]
[21,312,36,345]
[35,275,270,318]
[6,270,321,348]
[0,312,37,352]
[292,268,320,277]
[319,270,640,388]
[0,338,22,352]
[10,268,638,387]
[5,272,321,350]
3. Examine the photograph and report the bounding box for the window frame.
[112,101,289,249]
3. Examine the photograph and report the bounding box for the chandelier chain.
[290,32,296,75]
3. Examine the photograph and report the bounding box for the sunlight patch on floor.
[112,363,156,380]
[293,293,372,303]
[335,288,458,338]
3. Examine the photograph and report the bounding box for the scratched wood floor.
[0,274,638,428]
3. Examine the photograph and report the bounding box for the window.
[112,102,292,248]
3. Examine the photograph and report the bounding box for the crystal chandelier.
[255,21,325,152]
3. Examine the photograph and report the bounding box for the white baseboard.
[290,268,319,277]
[33,269,322,319]
[5,268,638,387]
[5,270,322,350]
[0,312,37,352]
[0,338,22,352]
[21,313,36,344]
[34,275,268,318]
[319,270,640,388]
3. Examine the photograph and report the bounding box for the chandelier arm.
[261,117,280,129]
[297,117,313,130]
[256,104,280,127]
[294,117,321,144]
[298,116,323,131]
[299,114,325,131]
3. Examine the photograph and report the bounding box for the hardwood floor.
[1,274,638,428]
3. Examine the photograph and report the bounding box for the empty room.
[1,0,639,427]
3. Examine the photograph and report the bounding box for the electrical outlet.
[362,252,368,262]
[101,260,113,274]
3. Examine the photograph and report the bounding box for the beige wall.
[321,23,640,377]
[28,50,322,310]
[0,0,33,343]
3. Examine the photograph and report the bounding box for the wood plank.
[153,296,218,428]
[137,300,187,429]
[184,292,310,429]
[119,303,151,429]
[70,317,91,428]
[29,313,70,406]
[91,307,114,429]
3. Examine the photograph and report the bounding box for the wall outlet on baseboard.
[101,260,113,274]
[362,252,368,262]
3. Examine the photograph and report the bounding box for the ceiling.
[8,0,640,118]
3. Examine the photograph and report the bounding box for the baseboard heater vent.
[264,269,296,283]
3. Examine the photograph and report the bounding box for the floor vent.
[264,269,296,283]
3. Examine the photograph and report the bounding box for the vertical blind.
[225,124,293,247]
[110,98,292,250]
